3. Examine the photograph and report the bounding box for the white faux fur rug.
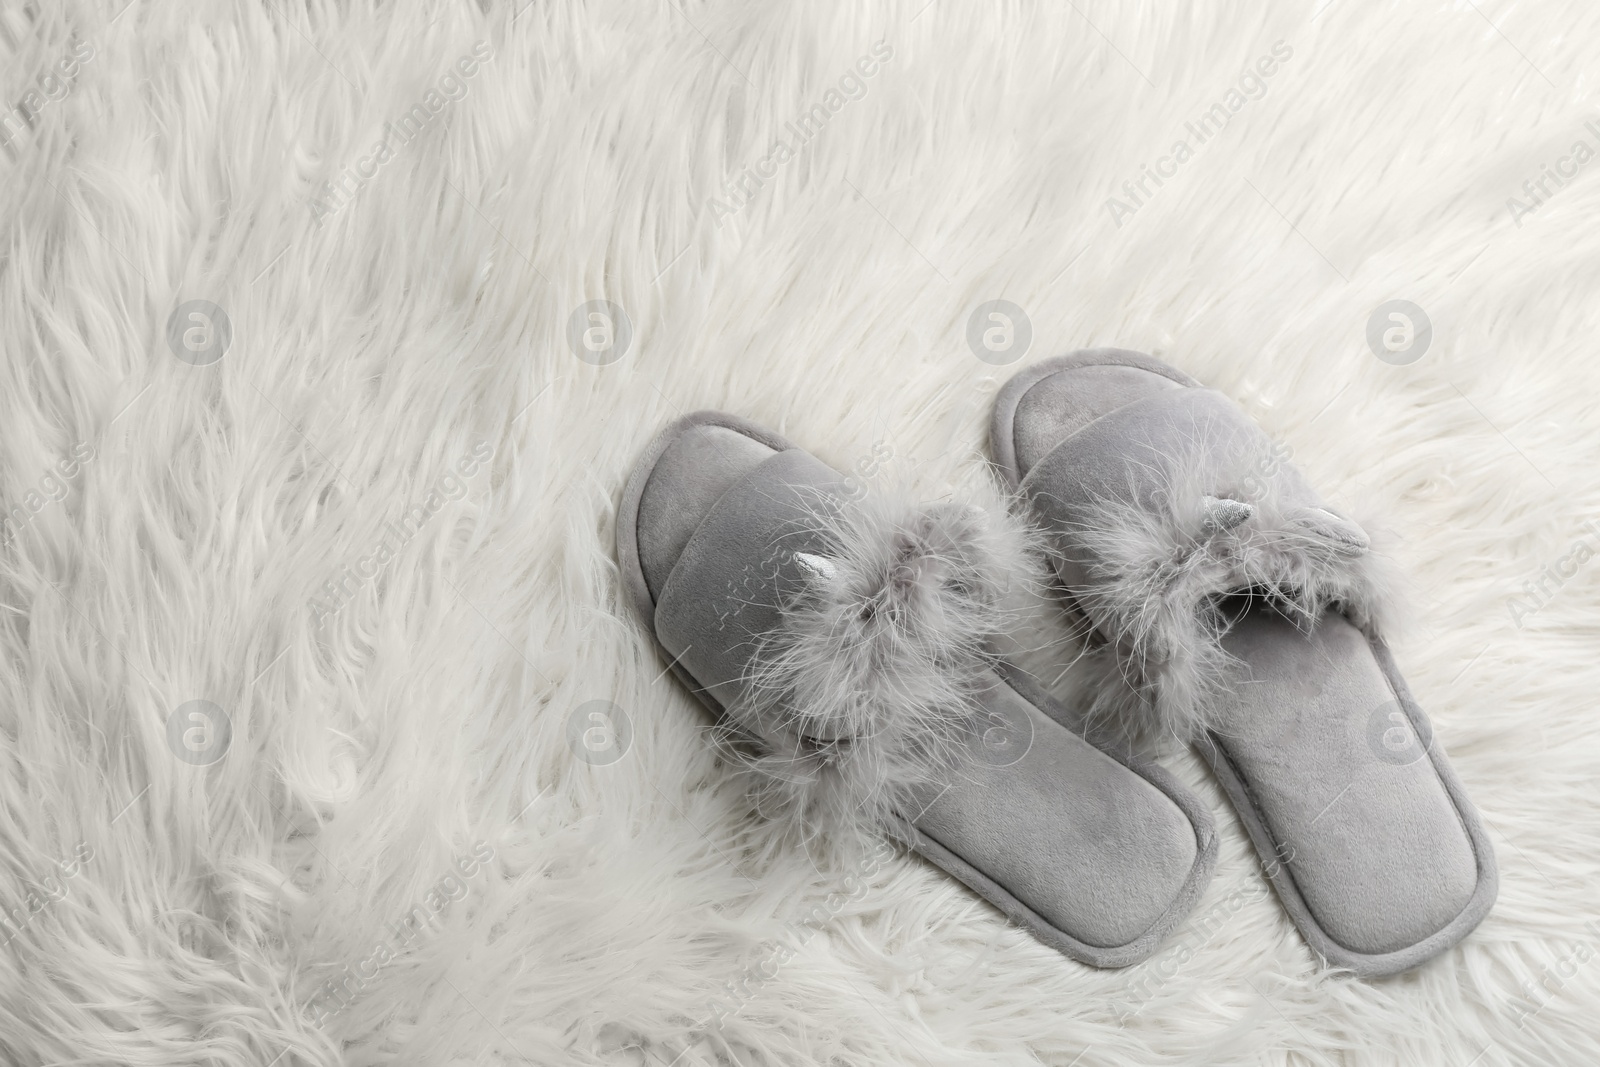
[4,0,1598,1064]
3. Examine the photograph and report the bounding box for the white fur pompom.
[720,491,1041,844]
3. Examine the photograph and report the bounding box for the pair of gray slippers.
[616,349,1496,977]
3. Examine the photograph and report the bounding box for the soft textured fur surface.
[729,494,1039,845]
[4,0,1599,1064]
[1062,420,1408,746]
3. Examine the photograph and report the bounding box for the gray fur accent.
[724,494,1046,837]
[1069,450,1406,745]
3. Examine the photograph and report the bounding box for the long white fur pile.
[2,1,1597,1065]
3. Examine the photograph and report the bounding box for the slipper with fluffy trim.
[616,410,1218,968]
[991,349,1497,977]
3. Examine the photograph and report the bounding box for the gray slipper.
[992,349,1497,977]
[617,410,1218,968]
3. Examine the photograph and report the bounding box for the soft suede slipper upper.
[617,410,1219,968]
[992,349,1497,977]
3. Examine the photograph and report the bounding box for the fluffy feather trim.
[719,491,1041,843]
[1066,452,1406,746]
